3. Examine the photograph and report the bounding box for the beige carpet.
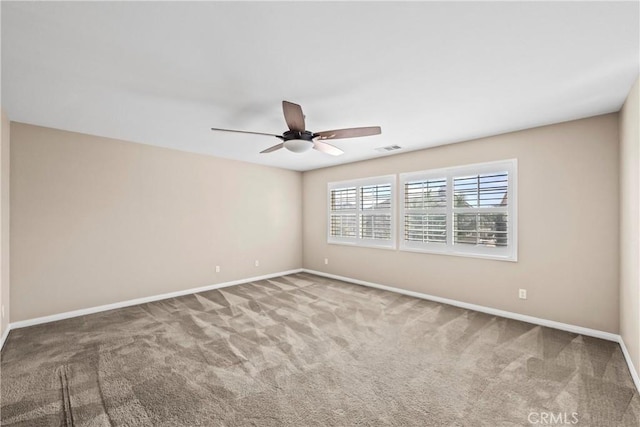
[1,273,638,426]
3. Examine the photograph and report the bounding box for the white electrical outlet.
[255,260,259,267]
[215,266,220,273]
[519,289,527,300]
[324,258,329,265]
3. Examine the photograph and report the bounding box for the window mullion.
[447,175,453,249]
[476,175,480,208]
[356,186,361,240]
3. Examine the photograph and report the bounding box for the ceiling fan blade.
[211,127,281,138]
[314,126,381,140]
[260,143,284,154]
[282,101,306,132]
[313,140,344,156]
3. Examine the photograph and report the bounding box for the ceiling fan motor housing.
[283,130,314,141]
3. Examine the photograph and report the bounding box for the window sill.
[328,240,397,251]
[399,245,517,262]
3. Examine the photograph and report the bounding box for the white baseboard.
[9,269,303,330]
[0,325,10,351]
[618,336,640,392]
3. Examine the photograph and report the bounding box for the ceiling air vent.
[375,145,402,153]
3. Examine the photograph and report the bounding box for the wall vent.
[375,145,402,152]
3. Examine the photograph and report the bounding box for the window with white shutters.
[400,160,517,261]
[328,176,395,248]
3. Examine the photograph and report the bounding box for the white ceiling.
[2,1,639,172]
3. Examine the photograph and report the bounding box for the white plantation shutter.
[330,187,357,238]
[404,178,447,243]
[400,160,517,261]
[328,176,395,248]
[453,172,509,248]
[360,184,392,240]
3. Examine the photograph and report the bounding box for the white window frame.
[328,175,396,249]
[399,159,517,261]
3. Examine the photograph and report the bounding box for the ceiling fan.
[211,101,381,156]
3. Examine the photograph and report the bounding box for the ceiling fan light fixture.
[284,138,313,153]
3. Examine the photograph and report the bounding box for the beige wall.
[6,113,627,336]
[303,114,620,333]
[10,123,302,321]
[1,110,10,338]
[620,76,640,372]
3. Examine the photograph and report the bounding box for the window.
[400,160,517,261]
[328,175,395,248]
